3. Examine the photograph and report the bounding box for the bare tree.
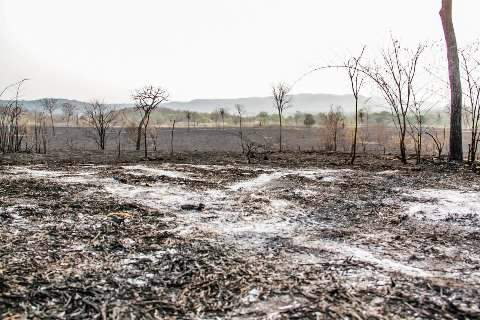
[185,111,192,130]
[219,108,226,129]
[365,37,426,164]
[272,83,291,152]
[132,85,169,158]
[84,100,117,150]
[358,103,371,153]
[40,98,58,136]
[235,104,246,153]
[0,79,28,153]
[322,106,344,152]
[440,0,463,161]
[61,102,76,127]
[33,111,47,154]
[407,99,427,164]
[149,126,162,152]
[170,119,176,156]
[211,109,220,128]
[114,111,131,159]
[460,44,480,164]
[426,127,447,160]
[345,47,366,164]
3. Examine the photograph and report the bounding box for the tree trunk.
[351,98,358,164]
[239,116,244,153]
[136,117,145,151]
[50,113,55,136]
[400,133,407,164]
[144,126,147,158]
[144,115,150,158]
[170,120,176,156]
[333,129,337,152]
[279,114,283,152]
[440,0,463,161]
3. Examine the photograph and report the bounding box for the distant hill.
[0,98,90,113]
[163,93,387,115]
[1,93,388,115]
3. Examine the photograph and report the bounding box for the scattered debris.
[180,203,206,211]
[0,154,479,319]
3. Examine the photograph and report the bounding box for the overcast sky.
[1,0,479,102]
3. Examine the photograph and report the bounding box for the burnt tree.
[272,83,291,152]
[84,100,117,150]
[132,85,169,158]
[440,0,463,161]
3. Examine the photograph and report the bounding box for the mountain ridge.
[1,93,387,115]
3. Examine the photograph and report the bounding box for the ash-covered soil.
[0,154,479,319]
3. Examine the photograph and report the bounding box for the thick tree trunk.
[144,115,150,158]
[440,0,463,161]
[136,117,145,151]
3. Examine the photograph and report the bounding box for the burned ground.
[0,153,479,319]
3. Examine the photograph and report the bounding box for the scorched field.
[0,154,479,319]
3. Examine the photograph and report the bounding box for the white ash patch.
[296,168,353,181]
[404,188,480,223]
[295,239,437,278]
[233,294,307,319]
[377,170,400,175]
[229,168,351,192]
[229,172,284,191]
[6,166,99,184]
[121,165,190,179]
[103,180,193,210]
[126,278,148,287]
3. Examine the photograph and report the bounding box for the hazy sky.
[1,0,479,102]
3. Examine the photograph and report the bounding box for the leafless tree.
[0,79,28,153]
[148,118,163,153]
[84,100,117,150]
[407,99,427,164]
[40,98,58,136]
[219,108,226,129]
[364,37,426,164]
[33,111,48,154]
[170,119,176,156]
[322,106,344,152]
[440,0,463,161]
[211,109,221,128]
[115,110,131,159]
[345,47,366,164]
[185,111,192,130]
[426,127,447,160]
[61,102,76,127]
[459,43,480,164]
[132,85,169,157]
[358,103,371,153]
[272,83,291,152]
[235,104,246,153]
